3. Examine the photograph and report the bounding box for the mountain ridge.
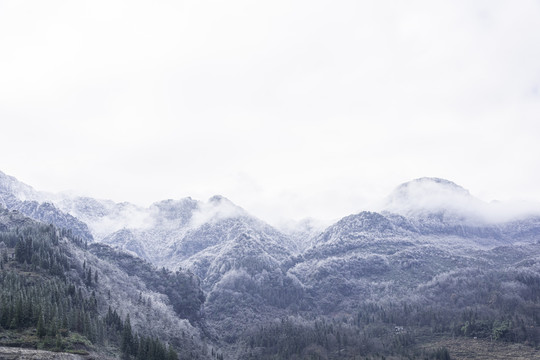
[2,169,540,359]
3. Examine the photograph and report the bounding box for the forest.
[0,215,181,359]
[236,254,540,359]
[1,204,539,359]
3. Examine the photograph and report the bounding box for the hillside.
[0,207,215,359]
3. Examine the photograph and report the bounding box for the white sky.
[1,0,540,225]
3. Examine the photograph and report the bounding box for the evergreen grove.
[0,219,179,360]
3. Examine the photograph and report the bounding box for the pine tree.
[86,268,92,286]
[167,346,179,360]
[15,238,26,263]
[49,318,58,337]
[11,298,22,329]
[55,334,63,350]
[121,314,134,356]
[37,313,46,338]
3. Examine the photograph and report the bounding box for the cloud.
[383,177,540,223]
[66,200,155,240]
[1,1,540,224]
[189,196,247,228]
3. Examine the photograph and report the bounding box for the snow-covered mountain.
[384,177,478,218]
[0,170,44,202]
[384,177,540,224]
[94,195,300,273]
[93,195,304,338]
[283,178,540,314]
[0,206,211,359]
[3,170,540,262]
[3,171,540,275]
[2,169,540,358]
[0,170,94,241]
[0,170,301,289]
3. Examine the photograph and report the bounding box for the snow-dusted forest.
[1,171,539,359]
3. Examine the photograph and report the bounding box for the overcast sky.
[1,0,540,225]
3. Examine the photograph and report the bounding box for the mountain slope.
[0,171,93,242]
[0,207,214,359]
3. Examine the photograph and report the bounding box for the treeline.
[352,300,539,346]
[242,317,449,360]
[0,271,101,346]
[416,266,540,345]
[0,272,179,359]
[0,224,72,276]
[240,264,540,359]
[105,309,178,360]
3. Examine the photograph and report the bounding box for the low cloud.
[88,206,155,240]
[189,196,247,228]
[382,177,540,223]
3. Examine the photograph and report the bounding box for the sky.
[1,0,540,226]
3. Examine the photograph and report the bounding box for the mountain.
[384,177,540,224]
[384,177,478,218]
[1,170,540,359]
[91,196,306,342]
[0,171,93,242]
[270,179,540,357]
[0,170,43,202]
[0,207,214,359]
[286,179,540,315]
[0,172,306,348]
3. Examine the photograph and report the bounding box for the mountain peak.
[398,177,470,194]
[388,178,472,203]
[383,177,482,220]
[0,170,41,202]
[208,195,232,204]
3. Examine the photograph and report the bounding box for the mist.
[382,177,540,224]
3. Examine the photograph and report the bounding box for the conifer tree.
[121,314,134,356]
[167,346,179,360]
[37,313,46,338]
[86,268,92,286]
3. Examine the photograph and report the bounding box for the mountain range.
[1,169,539,359]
